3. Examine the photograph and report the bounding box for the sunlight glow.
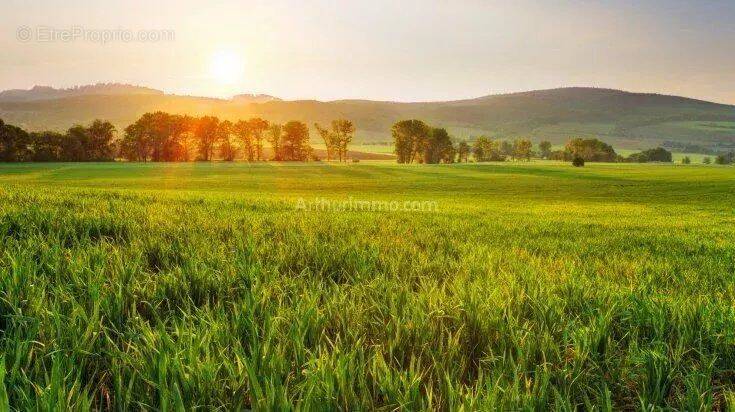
[209,50,245,86]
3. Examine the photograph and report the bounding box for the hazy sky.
[1,0,734,103]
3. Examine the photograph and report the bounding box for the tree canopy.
[563,138,618,162]
[281,121,312,161]
[626,147,672,163]
[1,119,116,162]
[392,120,457,164]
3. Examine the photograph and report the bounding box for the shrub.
[572,155,585,167]
[715,152,734,165]
[627,147,672,163]
[681,156,691,165]
[703,156,712,164]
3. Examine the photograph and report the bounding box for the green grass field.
[2,161,735,410]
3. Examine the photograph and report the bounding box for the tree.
[472,138,486,161]
[626,147,672,163]
[472,136,504,162]
[234,120,254,161]
[445,144,457,164]
[0,119,31,162]
[218,121,238,161]
[457,141,470,162]
[424,128,455,164]
[176,116,196,162]
[564,138,617,162]
[142,113,170,161]
[539,141,552,159]
[87,120,116,161]
[715,152,734,165]
[268,124,283,160]
[332,119,355,162]
[392,120,430,164]
[64,125,92,162]
[316,119,356,162]
[681,156,691,165]
[513,138,533,161]
[121,118,152,162]
[156,114,193,162]
[500,140,514,159]
[281,121,311,161]
[248,118,269,161]
[314,123,338,161]
[195,116,224,161]
[30,131,65,161]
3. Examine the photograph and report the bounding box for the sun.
[209,50,244,86]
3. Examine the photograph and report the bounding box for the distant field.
[2,162,735,409]
[350,143,395,154]
[311,142,395,156]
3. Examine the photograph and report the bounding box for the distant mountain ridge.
[0,83,163,102]
[0,85,733,149]
[231,94,282,103]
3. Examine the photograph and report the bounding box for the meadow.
[1,161,735,410]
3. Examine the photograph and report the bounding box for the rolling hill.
[1,85,733,150]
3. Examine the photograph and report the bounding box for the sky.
[1,0,734,103]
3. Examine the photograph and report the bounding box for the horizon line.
[1,82,733,106]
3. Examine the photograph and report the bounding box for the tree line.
[390,119,614,164]
[0,118,116,162]
[120,113,321,162]
[389,121,703,165]
[1,114,729,165]
[0,114,357,162]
